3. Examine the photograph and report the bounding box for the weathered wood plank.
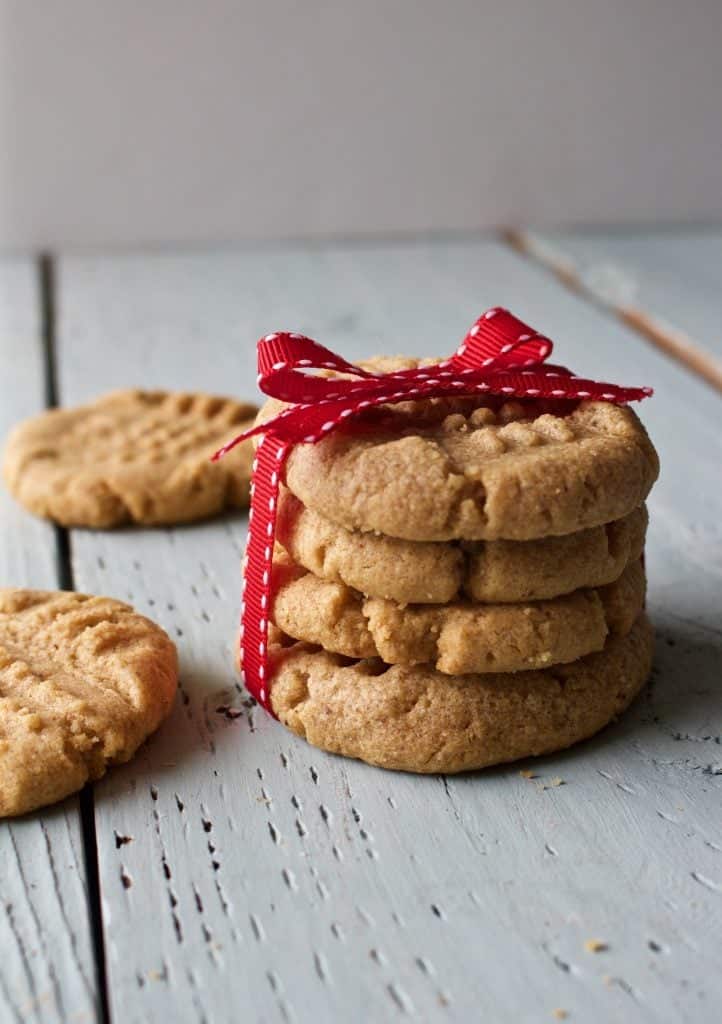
[509,228,722,391]
[57,241,722,1023]
[0,260,98,1023]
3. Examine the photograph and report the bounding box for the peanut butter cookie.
[271,554,645,674]
[0,589,178,816]
[258,358,658,541]
[267,614,653,773]
[277,488,647,604]
[4,389,257,527]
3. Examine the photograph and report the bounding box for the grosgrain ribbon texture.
[213,307,653,715]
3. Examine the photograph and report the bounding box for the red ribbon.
[214,307,652,715]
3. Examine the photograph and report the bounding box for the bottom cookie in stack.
[265,615,653,774]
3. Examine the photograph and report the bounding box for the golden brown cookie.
[271,554,645,674]
[277,488,647,604]
[258,359,659,541]
[3,389,258,527]
[267,613,654,773]
[0,589,178,817]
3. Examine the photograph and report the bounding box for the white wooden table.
[1,233,721,1024]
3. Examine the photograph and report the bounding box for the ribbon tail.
[239,432,290,714]
[212,420,270,461]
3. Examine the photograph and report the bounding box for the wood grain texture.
[508,228,722,392]
[0,260,98,1023]
[54,240,722,1023]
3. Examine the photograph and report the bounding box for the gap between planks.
[502,228,722,395]
[38,252,111,1024]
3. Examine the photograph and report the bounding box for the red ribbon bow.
[214,307,652,715]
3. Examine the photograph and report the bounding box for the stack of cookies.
[262,362,660,773]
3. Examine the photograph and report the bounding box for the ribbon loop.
[454,308,553,371]
[216,307,653,714]
[257,331,378,405]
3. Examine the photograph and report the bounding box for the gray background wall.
[1,0,721,250]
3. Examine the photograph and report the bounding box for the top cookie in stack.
[259,359,659,774]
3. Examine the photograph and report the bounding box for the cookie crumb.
[553,1010,568,1020]
[520,769,537,779]
[584,939,608,953]
[538,776,565,790]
